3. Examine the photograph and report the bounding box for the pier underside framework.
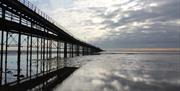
[0,0,102,87]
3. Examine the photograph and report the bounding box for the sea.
[53,49,180,91]
[1,48,180,91]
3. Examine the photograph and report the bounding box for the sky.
[29,0,180,48]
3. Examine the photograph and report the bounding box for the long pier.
[0,0,102,90]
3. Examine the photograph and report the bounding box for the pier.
[0,0,102,90]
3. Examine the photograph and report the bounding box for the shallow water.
[54,53,180,91]
[1,53,62,84]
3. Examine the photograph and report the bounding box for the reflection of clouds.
[91,79,105,86]
[54,54,180,91]
[114,71,127,79]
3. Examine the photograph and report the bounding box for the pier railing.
[17,0,84,43]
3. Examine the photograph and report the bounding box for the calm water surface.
[54,52,180,91]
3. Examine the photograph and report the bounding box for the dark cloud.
[99,0,180,29]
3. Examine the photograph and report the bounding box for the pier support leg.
[82,46,85,56]
[30,34,32,79]
[57,41,60,69]
[71,44,73,57]
[76,45,79,56]
[46,39,49,72]
[0,29,4,86]
[17,15,22,84]
[36,37,39,76]
[0,7,5,86]
[43,37,45,75]
[26,36,29,78]
[4,31,8,84]
[64,42,67,58]
[17,31,21,84]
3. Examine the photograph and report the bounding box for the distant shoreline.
[101,48,180,54]
[101,52,180,54]
[103,48,180,52]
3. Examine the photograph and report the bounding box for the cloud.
[29,0,180,48]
